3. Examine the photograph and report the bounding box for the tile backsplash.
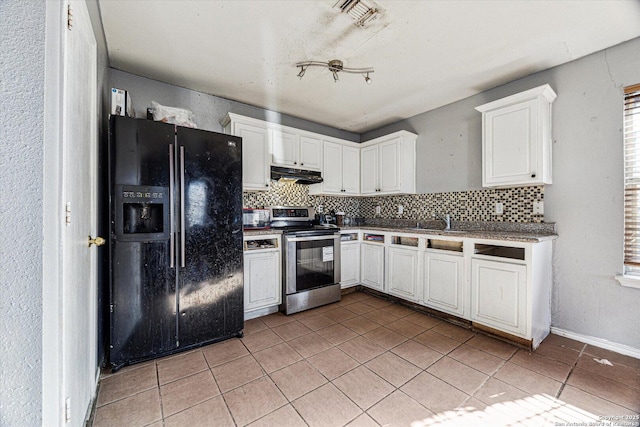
[243,184,545,223]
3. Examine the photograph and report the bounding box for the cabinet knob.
[265,184,269,187]
[531,173,536,178]
[294,161,297,165]
[301,163,304,166]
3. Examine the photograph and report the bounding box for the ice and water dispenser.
[115,185,170,241]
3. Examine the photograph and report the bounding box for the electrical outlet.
[533,200,544,215]
[375,205,381,215]
[398,205,404,215]
[317,205,323,214]
[495,202,504,215]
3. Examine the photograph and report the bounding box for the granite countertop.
[339,218,558,243]
[243,229,283,236]
[243,221,557,243]
[340,226,556,243]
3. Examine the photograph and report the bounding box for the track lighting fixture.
[296,59,374,84]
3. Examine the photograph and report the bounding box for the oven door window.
[295,239,335,292]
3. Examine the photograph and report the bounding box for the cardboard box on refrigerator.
[110,88,134,117]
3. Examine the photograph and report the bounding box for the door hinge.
[65,202,71,226]
[67,4,73,31]
[110,304,114,313]
[65,397,71,422]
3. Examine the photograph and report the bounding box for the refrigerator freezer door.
[175,127,244,348]
[109,116,178,367]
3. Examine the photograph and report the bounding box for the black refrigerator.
[108,116,243,370]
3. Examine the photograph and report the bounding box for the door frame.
[42,1,100,423]
[43,1,66,422]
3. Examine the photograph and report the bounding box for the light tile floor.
[92,291,640,426]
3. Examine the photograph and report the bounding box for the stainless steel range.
[268,206,341,315]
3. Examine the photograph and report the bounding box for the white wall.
[363,37,640,350]
[0,0,46,424]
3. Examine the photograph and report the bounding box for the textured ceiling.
[99,0,640,133]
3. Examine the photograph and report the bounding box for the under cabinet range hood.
[270,166,323,185]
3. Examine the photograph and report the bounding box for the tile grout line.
[554,343,587,400]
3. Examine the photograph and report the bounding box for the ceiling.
[98,0,640,133]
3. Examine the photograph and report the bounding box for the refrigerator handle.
[169,143,175,268]
[180,145,186,268]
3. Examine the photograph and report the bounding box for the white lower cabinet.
[470,258,527,336]
[387,246,419,301]
[341,241,360,288]
[423,250,464,317]
[360,242,385,291]
[243,236,281,319]
[329,229,553,348]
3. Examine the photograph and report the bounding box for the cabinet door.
[483,99,537,187]
[244,251,281,312]
[360,243,384,291]
[379,139,401,192]
[271,129,298,167]
[387,246,419,301]
[424,252,464,317]
[235,122,270,190]
[299,135,322,171]
[471,258,527,336]
[342,146,360,194]
[361,145,378,195]
[322,141,344,193]
[341,242,360,288]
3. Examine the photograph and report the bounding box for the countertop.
[244,226,556,243]
[243,229,283,236]
[339,226,557,243]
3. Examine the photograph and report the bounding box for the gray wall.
[364,37,640,350]
[0,0,46,424]
[110,69,360,142]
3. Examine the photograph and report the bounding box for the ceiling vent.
[334,0,380,27]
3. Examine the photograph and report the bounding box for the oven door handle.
[285,235,340,242]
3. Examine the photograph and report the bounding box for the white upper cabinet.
[299,135,323,170]
[310,140,360,195]
[360,131,417,195]
[342,146,360,194]
[222,115,271,191]
[476,84,556,188]
[379,139,401,192]
[360,145,378,194]
[270,129,298,167]
[271,130,322,171]
[224,113,415,194]
[321,141,343,193]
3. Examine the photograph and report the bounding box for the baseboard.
[84,367,102,425]
[244,305,279,321]
[551,327,640,360]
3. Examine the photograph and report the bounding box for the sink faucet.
[434,213,451,230]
